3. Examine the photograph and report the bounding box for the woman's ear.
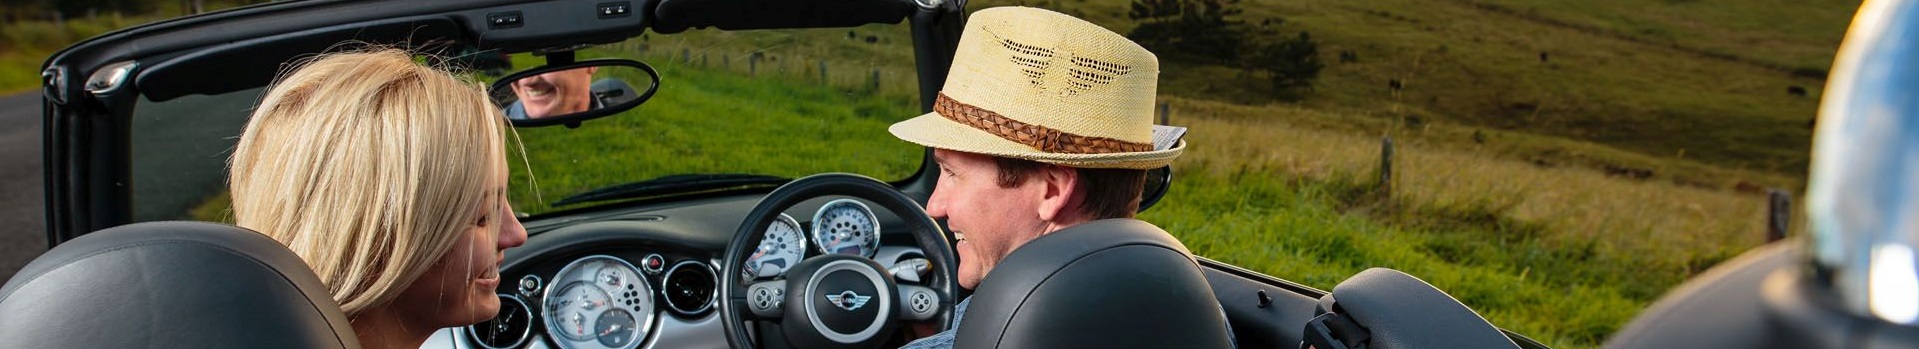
[1034,164,1081,223]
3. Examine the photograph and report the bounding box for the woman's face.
[392,187,529,328]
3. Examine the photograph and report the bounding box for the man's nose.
[924,186,949,220]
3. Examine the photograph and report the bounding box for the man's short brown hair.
[993,157,1147,220]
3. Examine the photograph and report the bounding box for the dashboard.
[428,193,929,349]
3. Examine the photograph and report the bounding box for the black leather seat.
[955,219,1234,349]
[1317,268,1520,349]
[0,221,358,348]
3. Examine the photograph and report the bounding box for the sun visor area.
[135,16,463,102]
[650,0,913,34]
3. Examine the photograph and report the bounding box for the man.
[504,66,637,119]
[890,7,1222,349]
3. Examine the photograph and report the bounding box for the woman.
[228,48,529,349]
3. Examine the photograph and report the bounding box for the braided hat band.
[934,93,1152,154]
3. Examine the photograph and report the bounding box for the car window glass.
[127,26,923,221]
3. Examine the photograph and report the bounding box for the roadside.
[0,91,44,284]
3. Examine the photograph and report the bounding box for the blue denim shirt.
[899,297,1236,349]
[898,297,968,349]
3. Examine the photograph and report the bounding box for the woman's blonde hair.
[229,48,508,316]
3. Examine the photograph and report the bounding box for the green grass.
[0,2,265,93]
[0,17,134,93]
[1154,105,1769,348]
[505,56,925,213]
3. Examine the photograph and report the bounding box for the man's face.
[925,149,1049,290]
[510,67,597,118]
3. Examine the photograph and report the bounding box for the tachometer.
[594,309,638,347]
[543,255,653,349]
[745,213,807,280]
[812,199,881,258]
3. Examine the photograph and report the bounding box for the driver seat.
[954,219,1234,349]
[0,221,358,348]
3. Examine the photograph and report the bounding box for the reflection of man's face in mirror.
[510,66,598,119]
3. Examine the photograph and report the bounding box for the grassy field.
[503,56,924,212]
[0,16,134,93]
[1043,0,1851,180]
[0,1,272,93]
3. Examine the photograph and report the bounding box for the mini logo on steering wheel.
[825,290,872,311]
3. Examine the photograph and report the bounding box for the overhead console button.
[597,2,632,19]
[486,11,523,29]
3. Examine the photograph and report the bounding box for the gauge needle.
[599,324,625,336]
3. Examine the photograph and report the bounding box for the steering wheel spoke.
[745,279,788,320]
[896,284,941,322]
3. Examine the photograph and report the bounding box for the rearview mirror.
[490,59,659,128]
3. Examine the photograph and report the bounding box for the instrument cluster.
[468,252,717,349]
[742,198,883,282]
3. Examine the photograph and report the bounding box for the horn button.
[814,269,883,333]
[786,254,898,347]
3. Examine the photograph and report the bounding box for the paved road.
[0,92,45,284]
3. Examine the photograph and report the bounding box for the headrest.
[1324,268,1518,349]
[0,221,358,349]
[955,219,1233,349]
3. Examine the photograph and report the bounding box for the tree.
[1250,31,1323,98]
[47,0,150,17]
[1126,0,1248,64]
[1127,0,1323,100]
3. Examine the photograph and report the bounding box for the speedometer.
[745,213,807,280]
[812,199,881,258]
[543,255,653,349]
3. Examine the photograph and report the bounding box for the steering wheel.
[720,173,959,349]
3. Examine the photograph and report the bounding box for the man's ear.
[1035,164,1080,222]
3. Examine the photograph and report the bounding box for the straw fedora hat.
[889,6,1182,170]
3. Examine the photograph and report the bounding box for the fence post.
[1157,103,1171,125]
[1378,136,1394,194]
[1767,189,1792,242]
[870,69,882,92]
[749,54,758,76]
[820,60,829,84]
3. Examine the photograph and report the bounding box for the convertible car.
[4,0,1915,348]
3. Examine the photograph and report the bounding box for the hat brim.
[889,111,1184,170]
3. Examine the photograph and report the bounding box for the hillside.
[1015,0,1857,187]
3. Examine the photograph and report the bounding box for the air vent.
[662,260,716,316]
[466,294,532,349]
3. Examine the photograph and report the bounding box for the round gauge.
[596,267,627,289]
[812,199,881,258]
[542,255,654,349]
[545,282,609,341]
[744,213,808,280]
[594,310,638,347]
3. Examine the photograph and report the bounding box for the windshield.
[503,27,924,214]
[129,25,924,222]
